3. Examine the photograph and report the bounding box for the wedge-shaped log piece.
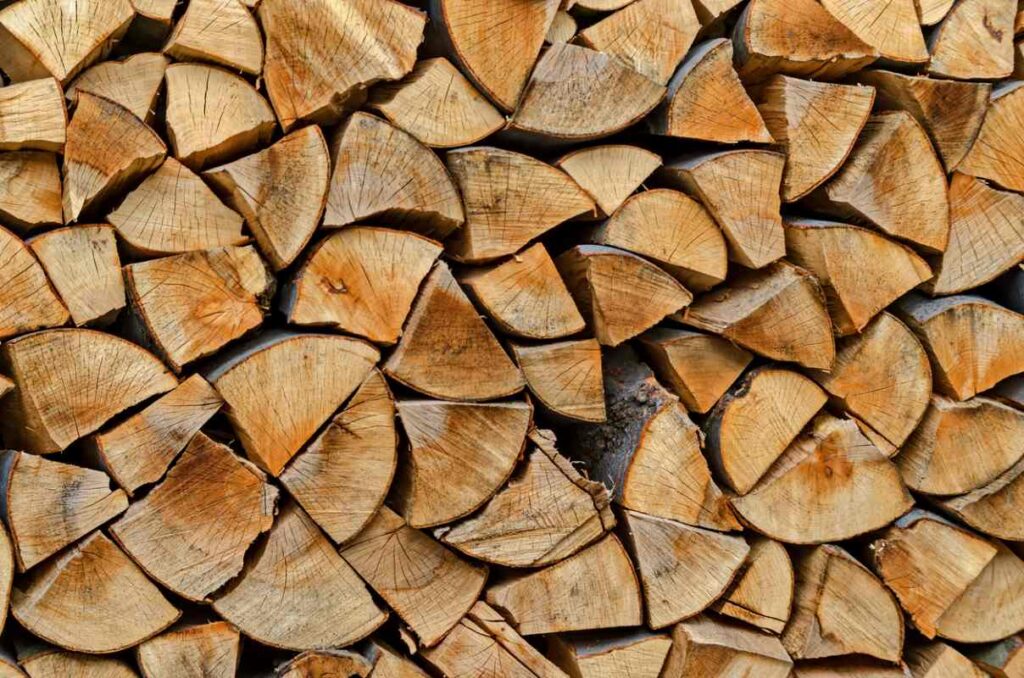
[441,429,614,568]
[792,659,912,677]
[383,262,524,401]
[369,58,504,148]
[12,531,179,654]
[18,649,136,678]
[486,535,642,635]
[0,226,68,340]
[683,262,835,370]
[661,615,793,678]
[967,636,1024,677]
[363,641,431,678]
[0,0,133,84]
[164,0,263,75]
[130,0,177,40]
[660,150,785,269]
[67,52,168,124]
[908,642,987,678]
[277,649,373,678]
[214,502,385,651]
[928,0,1015,79]
[89,374,222,495]
[208,332,379,476]
[260,0,425,130]
[62,92,166,223]
[1,329,176,454]
[548,631,672,678]
[713,537,794,633]
[461,243,585,339]
[732,414,913,544]
[960,83,1024,192]
[137,622,240,678]
[651,39,772,144]
[508,43,665,142]
[512,340,606,423]
[919,0,957,24]
[758,76,875,202]
[938,456,1024,540]
[820,0,927,64]
[324,113,463,239]
[0,78,65,152]
[555,145,660,218]
[446,147,594,262]
[29,225,123,327]
[557,245,692,347]
[0,151,61,231]
[705,367,828,495]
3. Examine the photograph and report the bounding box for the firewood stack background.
[0,0,1023,675]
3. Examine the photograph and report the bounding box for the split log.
[713,536,794,633]
[511,340,606,422]
[660,615,793,678]
[937,455,1024,540]
[966,636,1024,677]
[960,83,1024,193]
[547,631,672,678]
[0,78,65,152]
[18,648,136,677]
[0,151,61,231]
[276,649,372,678]
[361,641,430,678]
[0,225,69,339]
[907,643,987,678]
[928,0,1015,80]
[66,52,167,124]
[554,145,661,218]
[137,622,240,678]
[819,0,928,64]
[792,660,912,677]
[573,0,631,10]
[919,0,957,24]
[128,0,176,42]
[545,10,576,44]
[164,0,263,75]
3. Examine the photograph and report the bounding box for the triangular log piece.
[966,636,1024,676]
[130,0,177,40]
[960,82,1024,192]
[705,367,828,495]
[928,0,1015,80]
[205,126,330,271]
[163,0,263,75]
[207,332,379,476]
[19,648,137,677]
[819,0,927,64]
[713,536,794,633]
[897,395,1024,495]
[276,649,373,678]
[88,374,222,496]
[732,413,913,544]
[556,245,693,347]
[383,262,525,401]
[907,642,987,678]
[919,0,957,24]
[554,145,661,218]
[508,43,666,143]
[660,615,793,678]
[110,433,278,602]
[0,329,177,454]
[563,346,738,531]
[259,0,425,130]
[460,243,586,340]
[62,92,166,223]
[809,112,950,253]
[546,9,576,43]
[137,622,240,678]
[784,219,933,335]
[363,640,431,677]
[0,78,65,152]
[660,150,785,269]
[213,502,386,651]
[757,76,875,202]
[445,147,594,263]
[323,112,464,239]
[66,52,168,124]
[791,659,912,677]
[12,531,179,654]
[340,506,487,648]
[0,151,61,231]
[163,63,275,171]
[682,261,835,370]
[511,340,606,423]
[574,0,632,9]
[650,39,772,144]
[547,631,672,678]
[0,225,69,339]
[937,455,1024,540]
[485,535,643,635]
[368,57,505,148]
[0,0,133,84]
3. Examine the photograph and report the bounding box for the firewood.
[960,83,1024,192]
[213,502,386,651]
[966,635,1024,677]
[573,0,631,10]
[339,506,487,647]
[0,151,60,231]
[129,0,176,41]
[713,536,794,633]
[660,615,793,678]
[323,112,464,239]
[137,622,240,678]
[682,261,835,370]
[66,53,167,124]
[659,150,785,269]
[207,332,378,476]
[164,0,263,75]
[937,455,1024,540]
[546,11,576,44]
[511,340,606,422]
[485,535,643,635]
[547,631,672,678]
[0,451,127,571]
[928,0,1016,80]
[368,57,505,148]
[446,147,594,262]
[556,245,692,346]
[395,398,531,527]
[785,219,932,335]
[757,76,875,202]
[651,39,771,145]
[732,414,913,544]
[1,329,177,454]
[792,660,912,678]
[0,78,65,152]
[0,226,68,339]
[460,244,586,339]
[554,144,661,218]
[819,0,928,64]
[362,641,430,678]
[276,649,372,678]
[919,0,957,24]
[907,642,987,678]
[259,0,425,130]
[12,531,179,654]
[279,370,394,544]
[19,648,136,678]
[705,367,828,495]
[383,262,525,401]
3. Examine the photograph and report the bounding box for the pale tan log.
[907,642,987,678]
[205,126,329,271]
[369,57,505,148]
[486,535,643,635]
[1,329,176,454]
[705,367,828,495]
[29,225,123,327]
[0,151,61,231]
[732,414,913,544]
[928,0,1015,80]
[0,0,133,84]
[363,641,430,678]
[556,245,692,347]
[445,147,594,262]
[66,53,167,124]
[0,515,16,632]
[661,615,793,678]
[129,0,176,39]
[20,649,136,678]
[512,340,606,423]
[713,537,794,633]
[214,502,386,651]
[164,0,263,75]
[340,506,486,647]
[650,39,772,144]
[820,0,927,64]
[758,76,875,202]
[682,261,835,370]
[960,83,1024,192]
[12,531,179,654]
[547,631,672,678]
[137,622,240,678]
[0,225,68,339]
[967,636,1024,677]
[660,150,785,269]
[546,11,577,44]
[277,650,372,678]
[937,455,1024,540]
[323,112,464,240]
[0,451,126,571]
[62,92,166,223]
[383,262,525,401]
[260,0,425,130]
[792,660,912,677]
[554,145,660,218]
[919,0,957,24]
[0,78,65,152]
[574,0,631,9]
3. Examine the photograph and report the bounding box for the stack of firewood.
[0,0,1022,675]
